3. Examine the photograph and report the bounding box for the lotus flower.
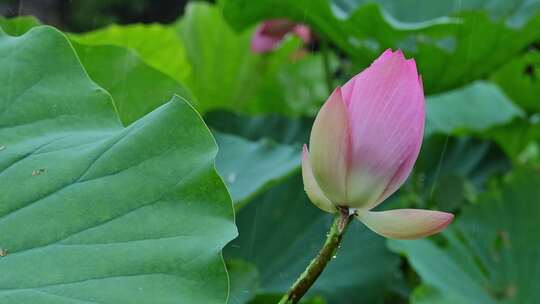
[302,49,453,240]
[251,19,312,53]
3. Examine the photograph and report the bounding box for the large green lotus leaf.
[67,38,301,208]
[424,76,540,164]
[251,50,329,117]
[491,51,540,113]
[208,112,310,208]
[175,2,327,116]
[227,259,260,304]
[425,81,524,137]
[405,137,509,213]
[71,41,194,126]
[416,138,502,188]
[205,111,312,145]
[217,259,326,304]
[208,113,309,209]
[0,17,195,128]
[214,131,300,207]
[389,168,540,304]
[485,118,540,164]
[409,285,465,304]
[225,175,400,304]
[68,3,327,116]
[67,36,305,209]
[0,15,40,36]
[0,26,236,303]
[422,80,538,166]
[67,29,305,209]
[70,23,191,86]
[218,0,540,93]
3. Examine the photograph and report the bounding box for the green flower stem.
[278,208,352,304]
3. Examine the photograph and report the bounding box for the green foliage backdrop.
[1,0,540,303]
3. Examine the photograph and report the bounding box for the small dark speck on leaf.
[0,248,8,257]
[524,64,536,81]
[493,229,511,252]
[488,283,517,300]
[32,168,47,176]
[505,285,517,299]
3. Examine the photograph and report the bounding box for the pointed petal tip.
[382,48,393,55]
[405,58,420,78]
[321,85,348,115]
[440,211,454,226]
[375,48,394,62]
[406,58,417,68]
[331,85,343,97]
[379,49,417,66]
[332,86,341,94]
[372,48,410,68]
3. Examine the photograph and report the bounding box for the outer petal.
[356,209,454,240]
[342,49,425,210]
[251,26,282,53]
[309,87,350,204]
[376,75,425,204]
[260,19,296,36]
[302,145,336,213]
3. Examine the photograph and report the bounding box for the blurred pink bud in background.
[251,19,312,53]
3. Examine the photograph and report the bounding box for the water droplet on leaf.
[32,168,46,176]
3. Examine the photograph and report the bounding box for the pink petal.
[259,19,296,36]
[251,27,283,53]
[356,209,454,240]
[302,145,336,213]
[309,87,350,204]
[342,49,425,209]
[292,24,312,44]
[250,19,297,53]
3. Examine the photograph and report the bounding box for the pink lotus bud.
[291,24,312,44]
[251,19,312,53]
[302,49,453,239]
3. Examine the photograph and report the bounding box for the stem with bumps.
[278,208,352,304]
